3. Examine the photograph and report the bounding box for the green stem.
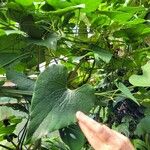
[95,90,117,96]
[41,4,85,15]
[0,101,27,106]
[0,144,13,150]
[0,89,33,97]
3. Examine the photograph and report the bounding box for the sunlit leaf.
[46,0,72,9]
[15,0,33,6]
[129,62,150,87]
[71,0,100,12]
[98,10,133,24]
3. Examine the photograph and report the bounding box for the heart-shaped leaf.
[129,62,150,87]
[26,64,96,142]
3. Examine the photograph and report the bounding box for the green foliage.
[129,62,150,87]
[6,70,35,91]
[116,82,138,104]
[59,124,85,150]
[15,0,34,6]
[26,64,95,142]
[0,0,150,149]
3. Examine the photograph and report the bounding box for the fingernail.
[76,111,83,119]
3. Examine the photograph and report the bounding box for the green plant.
[0,0,150,149]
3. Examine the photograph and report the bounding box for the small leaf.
[6,70,35,91]
[129,62,150,87]
[26,64,96,142]
[92,45,112,63]
[0,125,16,134]
[116,82,139,105]
[133,139,147,150]
[71,0,100,12]
[141,99,150,108]
[135,116,150,136]
[59,124,85,150]
[28,33,59,50]
[112,122,130,137]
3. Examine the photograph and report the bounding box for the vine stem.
[0,89,33,97]
[94,90,117,96]
[0,101,27,106]
[0,144,13,150]
[94,85,135,96]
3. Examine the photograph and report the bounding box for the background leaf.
[6,70,35,91]
[71,0,100,12]
[135,116,150,136]
[59,124,85,150]
[129,62,150,87]
[116,82,139,105]
[15,0,34,6]
[92,45,112,63]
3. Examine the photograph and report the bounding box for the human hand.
[76,111,134,150]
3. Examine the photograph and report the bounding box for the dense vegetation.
[0,0,150,149]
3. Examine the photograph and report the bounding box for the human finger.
[76,111,135,150]
[78,121,110,150]
[76,111,112,142]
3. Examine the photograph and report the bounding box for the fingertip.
[76,111,82,119]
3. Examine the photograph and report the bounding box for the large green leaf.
[0,34,26,53]
[129,62,150,87]
[59,124,85,150]
[0,53,18,68]
[26,64,96,142]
